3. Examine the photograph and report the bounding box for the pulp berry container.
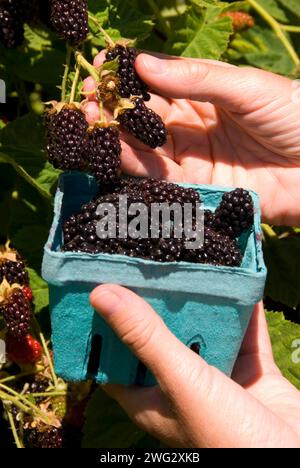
[42,173,267,386]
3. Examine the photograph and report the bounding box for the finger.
[82,101,100,125]
[90,284,203,390]
[82,76,97,101]
[136,54,290,112]
[91,286,300,448]
[93,50,106,68]
[102,385,181,446]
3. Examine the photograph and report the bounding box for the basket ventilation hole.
[87,334,102,378]
[190,342,201,355]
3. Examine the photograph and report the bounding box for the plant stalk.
[61,45,72,102]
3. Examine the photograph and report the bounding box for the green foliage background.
[0,0,300,447]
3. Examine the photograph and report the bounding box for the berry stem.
[30,391,67,398]
[5,406,24,448]
[69,62,82,104]
[0,390,31,413]
[280,25,300,33]
[0,367,45,384]
[99,100,107,124]
[88,13,115,48]
[75,52,99,83]
[0,384,55,425]
[38,330,59,389]
[262,224,277,240]
[61,45,73,102]
[248,0,300,66]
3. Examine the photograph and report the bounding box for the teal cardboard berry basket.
[42,173,267,386]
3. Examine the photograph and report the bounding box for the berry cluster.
[50,0,89,47]
[105,45,151,101]
[45,103,122,184]
[0,0,89,49]
[222,11,255,32]
[62,179,254,267]
[0,245,37,344]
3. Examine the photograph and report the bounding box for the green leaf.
[11,225,49,274]
[266,311,300,390]
[28,268,49,314]
[277,0,300,18]
[82,389,144,448]
[258,0,288,23]
[165,3,233,59]
[264,237,300,308]
[0,114,60,199]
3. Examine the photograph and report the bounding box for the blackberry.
[105,45,151,101]
[0,258,29,286]
[118,98,167,149]
[204,210,214,227]
[87,125,122,184]
[25,426,63,449]
[213,188,254,238]
[0,289,32,339]
[0,0,25,48]
[45,105,88,171]
[183,227,242,267]
[50,0,88,46]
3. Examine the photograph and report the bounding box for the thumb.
[90,284,207,389]
[136,54,283,112]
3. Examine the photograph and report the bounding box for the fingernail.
[90,286,121,317]
[141,55,167,75]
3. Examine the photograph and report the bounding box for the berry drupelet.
[213,188,254,238]
[0,258,29,286]
[45,105,88,171]
[50,0,89,46]
[87,125,122,184]
[105,45,151,101]
[118,98,167,149]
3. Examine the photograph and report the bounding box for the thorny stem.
[146,0,171,38]
[61,45,72,102]
[76,52,99,83]
[0,384,54,425]
[88,13,115,48]
[0,368,45,384]
[5,406,24,448]
[248,0,300,66]
[69,62,81,104]
[31,391,67,398]
[38,331,59,389]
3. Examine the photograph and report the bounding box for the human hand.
[90,284,300,448]
[83,53,300,227]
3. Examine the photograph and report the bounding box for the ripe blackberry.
[213,188,254,238]
[105,45,151,101]
[87,125,122,184]
[45,105,88,171]
[183,227,242,267]
[50,0,88,46]
[25,426,63,449]
[118,98,167,149]
[204,210,214,227]
[0,258,29,286]
[0,0,25,48]
[0,288,32,338]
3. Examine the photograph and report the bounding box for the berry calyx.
[6,334,42,364]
